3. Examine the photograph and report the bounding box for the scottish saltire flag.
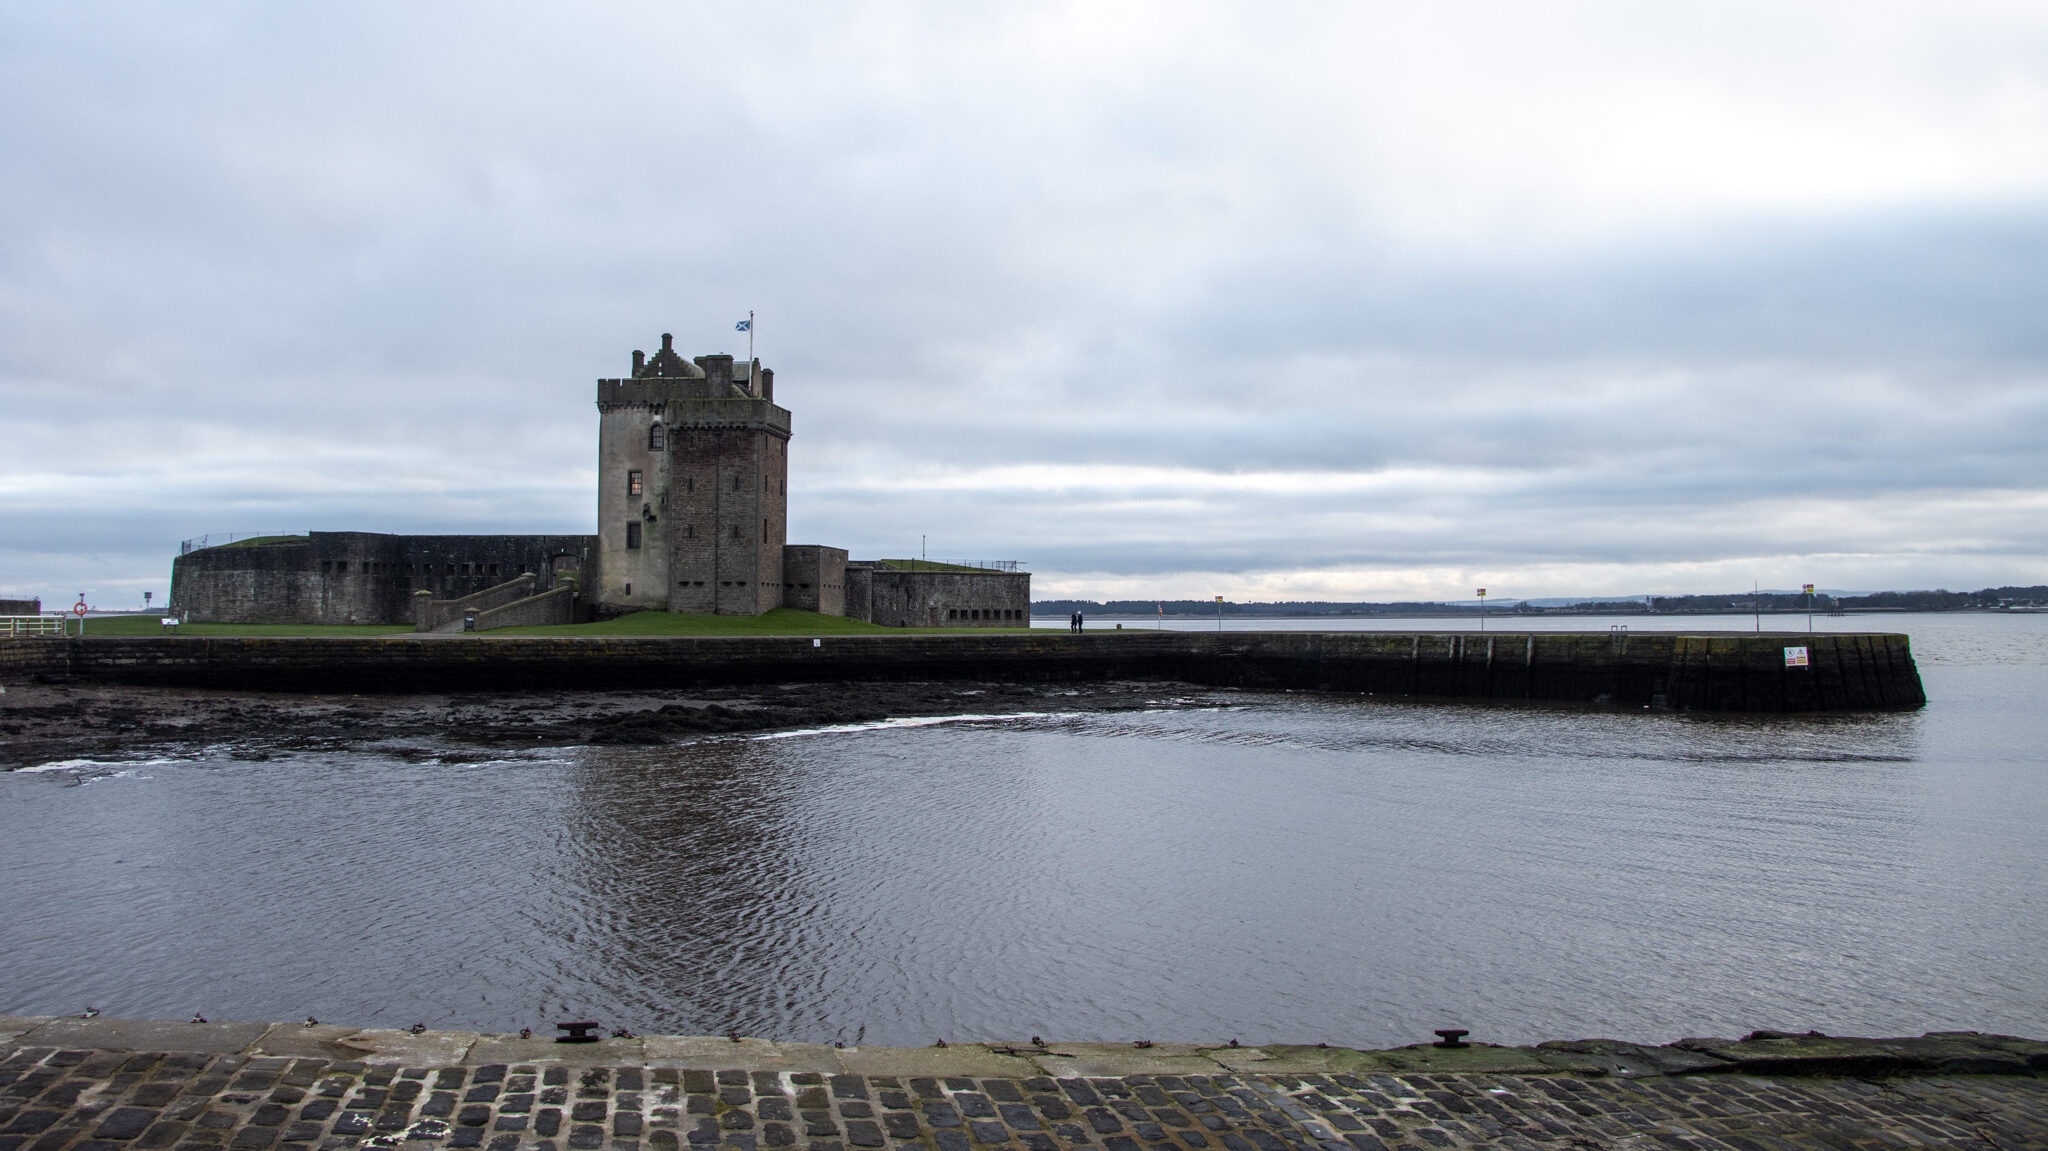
[735,319,752,332]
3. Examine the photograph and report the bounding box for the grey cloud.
[4,4,2048,602]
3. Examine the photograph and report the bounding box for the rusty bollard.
[1434,1029,1470,1048]
[556,1021,602,1044]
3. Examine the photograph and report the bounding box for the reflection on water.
[2,613,2044,1047]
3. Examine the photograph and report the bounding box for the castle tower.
[594,334,790,616]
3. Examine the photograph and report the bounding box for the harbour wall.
[0,631,1923,711]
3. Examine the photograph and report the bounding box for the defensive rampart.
[0,631,1922,711]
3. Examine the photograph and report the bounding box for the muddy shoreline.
[0,679,1222,770]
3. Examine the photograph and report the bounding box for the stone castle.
[169,334,1029,629]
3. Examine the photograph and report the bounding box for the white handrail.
[1,615,67,637]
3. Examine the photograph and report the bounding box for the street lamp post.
[1803,583,1815,634]
[1477,588,1487,632]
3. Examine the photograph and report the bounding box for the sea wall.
[0,631,1923,711]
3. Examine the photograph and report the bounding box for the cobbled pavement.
[4,1048,2046,1151]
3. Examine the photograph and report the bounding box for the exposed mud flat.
[0,679,1221,770]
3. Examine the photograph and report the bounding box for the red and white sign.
[1784,646,1810,667]
[71,602,88,616]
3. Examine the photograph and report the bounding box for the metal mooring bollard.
[1433,1029,1470,1048]
[556,1020,602,1043]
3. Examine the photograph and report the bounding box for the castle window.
[649,425,665,450]
[685,524,694,538]
[731,524,741,539]
[733,475,741,490]
[686,476,694,492]
[626,522,642,550]
[948,609,958,619]
[628,470,643,497]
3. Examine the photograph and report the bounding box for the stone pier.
[0,631,1924,713]
[2,1019,2042,1151]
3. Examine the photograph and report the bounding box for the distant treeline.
[1647,586,2048,612]
[1035,586,2048,616]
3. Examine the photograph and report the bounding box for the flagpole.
[748,310,755,367]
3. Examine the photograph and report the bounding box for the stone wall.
[864,565,1031,627]
[781,546,847,615]
[594,382,673,614]
[664,422,787,616]
[1,630,1926,712]
[844,565,874,622]
[170,533,598,625]
[0,598,40,616]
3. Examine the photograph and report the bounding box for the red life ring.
[71,602,88,616]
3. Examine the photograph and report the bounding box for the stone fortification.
[168,329,1030,628]
[1,1017,2042,1151]
[782,546,848,616]
[591,334,1031,623]
[595,337,792,616]
[850,563,1031,628]
[0,598,40,616]
[0,631,1924,711]
[169,534,597,626]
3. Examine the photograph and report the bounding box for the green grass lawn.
[82,617,412,637]
[72,609,1039,638]
[492,608,1034,636]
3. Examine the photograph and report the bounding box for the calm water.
[2,612,2044,1048]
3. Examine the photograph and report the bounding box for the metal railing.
[2,615,67,637]
[891,559,1025,572]
[179,531,309,556]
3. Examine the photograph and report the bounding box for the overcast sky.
[5,2,2047,607]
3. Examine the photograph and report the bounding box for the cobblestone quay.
[4,1021,2042,1151]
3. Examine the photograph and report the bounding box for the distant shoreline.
[1029,606,2044,618]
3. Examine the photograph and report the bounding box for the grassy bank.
[83,618,412,637]
[492,608,1033,636]
[73,609,1037,638]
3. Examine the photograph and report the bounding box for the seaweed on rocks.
[0,679,1206,769]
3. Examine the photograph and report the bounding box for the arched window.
[649,424,665,450]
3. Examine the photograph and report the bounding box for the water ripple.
[2,616,2044,1046]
